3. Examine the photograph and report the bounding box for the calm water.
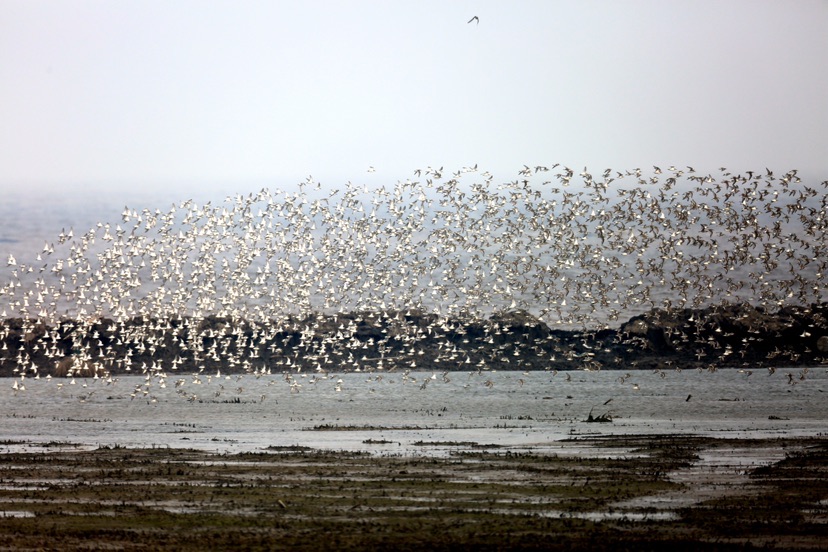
[1,368,825,456]
[0,187,209,262]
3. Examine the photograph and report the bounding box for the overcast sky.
[1,0,826,196]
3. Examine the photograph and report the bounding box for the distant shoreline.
[2,302,826,377]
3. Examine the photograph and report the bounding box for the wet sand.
[0,435,826,550]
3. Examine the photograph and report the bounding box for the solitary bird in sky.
[468,16,479,24]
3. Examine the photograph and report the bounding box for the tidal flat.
[0,435,826,550]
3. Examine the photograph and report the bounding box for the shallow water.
[1,368,825,456]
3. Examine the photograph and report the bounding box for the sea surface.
[0,186,210,262]
[1,368,825,456]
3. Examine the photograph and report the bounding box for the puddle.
[480,508,679,522]
[0,484,50,491]
[0,510,35,518]
[567,510,678,522]
[610,445,799,514]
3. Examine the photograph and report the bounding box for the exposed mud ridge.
[0,435,826,550]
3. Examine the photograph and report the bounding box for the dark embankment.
[1,302,827,377]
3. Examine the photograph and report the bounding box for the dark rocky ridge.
[1,302,827,378]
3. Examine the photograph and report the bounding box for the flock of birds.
[1,164,826,397]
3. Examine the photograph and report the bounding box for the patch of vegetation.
[0,437,825,550]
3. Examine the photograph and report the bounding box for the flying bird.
[468,16,479,24]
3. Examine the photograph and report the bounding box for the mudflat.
[0,435,826,551]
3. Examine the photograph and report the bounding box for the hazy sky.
[2,0,826,195]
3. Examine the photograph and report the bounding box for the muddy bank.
[2,302,828,377]
[0,435,825,550]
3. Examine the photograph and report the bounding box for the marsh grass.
[0,437,826,550]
